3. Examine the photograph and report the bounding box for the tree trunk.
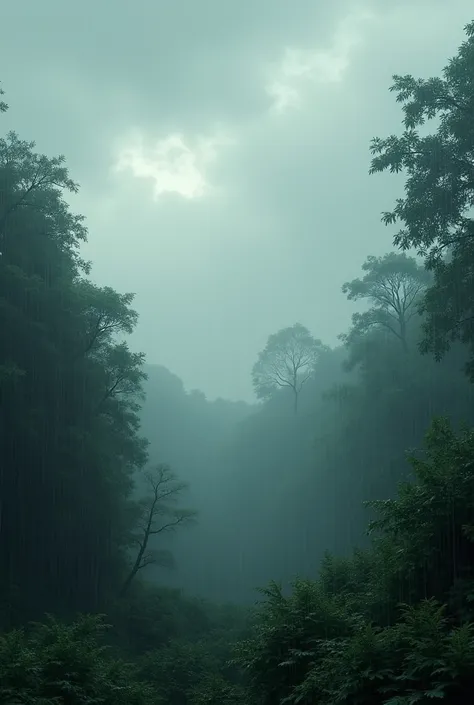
[293,389,298,415]
[119,503,155,597]
[400,317,408,352]
[119,543,146,597]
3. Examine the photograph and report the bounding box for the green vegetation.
[1,18,474,705]
[235,419,474,704]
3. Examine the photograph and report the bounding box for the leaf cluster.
[234,418,474,705]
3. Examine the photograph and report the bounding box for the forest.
[1,19,474,705]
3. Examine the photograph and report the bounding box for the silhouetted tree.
[252,323,325,414]
[120,465,197,597]
[341,252,429,353]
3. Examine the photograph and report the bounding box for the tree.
[341,252,429,353]
[369,20,474,378]
[252,323,325,414]
[74,280,139,358]
[0,130,87,265]
[367,417,474,608]
[0,82,7,114]
[120,465,197,597]
[0,99,150,622]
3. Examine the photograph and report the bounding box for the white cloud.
[266,7,375,113]
[114,128,234,200]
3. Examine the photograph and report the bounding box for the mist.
[2,2,474,703]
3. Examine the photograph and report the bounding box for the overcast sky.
[1,0,472,401]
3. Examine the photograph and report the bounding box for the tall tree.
[252,323,325,414]
[0,96,149,622]
[341,252,429,353]
[369,20,474,378]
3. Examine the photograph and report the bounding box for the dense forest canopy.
[1,16,474,705]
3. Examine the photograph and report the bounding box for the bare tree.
[120,464,197,597]
[252,323,325,414]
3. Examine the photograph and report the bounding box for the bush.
[0,613,155,705]
[234,419,474,705]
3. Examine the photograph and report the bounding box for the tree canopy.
[370,20,474,378]
[341,252,429,354]
[252,323,325,413]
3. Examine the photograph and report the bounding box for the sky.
[1,0,473,401]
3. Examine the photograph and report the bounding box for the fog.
[2,3,474,701]
[1,0,471,401]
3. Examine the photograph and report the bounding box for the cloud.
[114,128,235,200]
[1,0,473,400]
[265,7,376,113]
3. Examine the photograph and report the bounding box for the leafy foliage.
[234,580,356,705]
[188,673,248,705]
[0,82,8,114]
[0,85,196,626]
[234,419,474,705]
[137,617,249,705]
[0,614,155,705]
[370,20,474,379]
[367,418,474,607]
[341,252,430,357]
